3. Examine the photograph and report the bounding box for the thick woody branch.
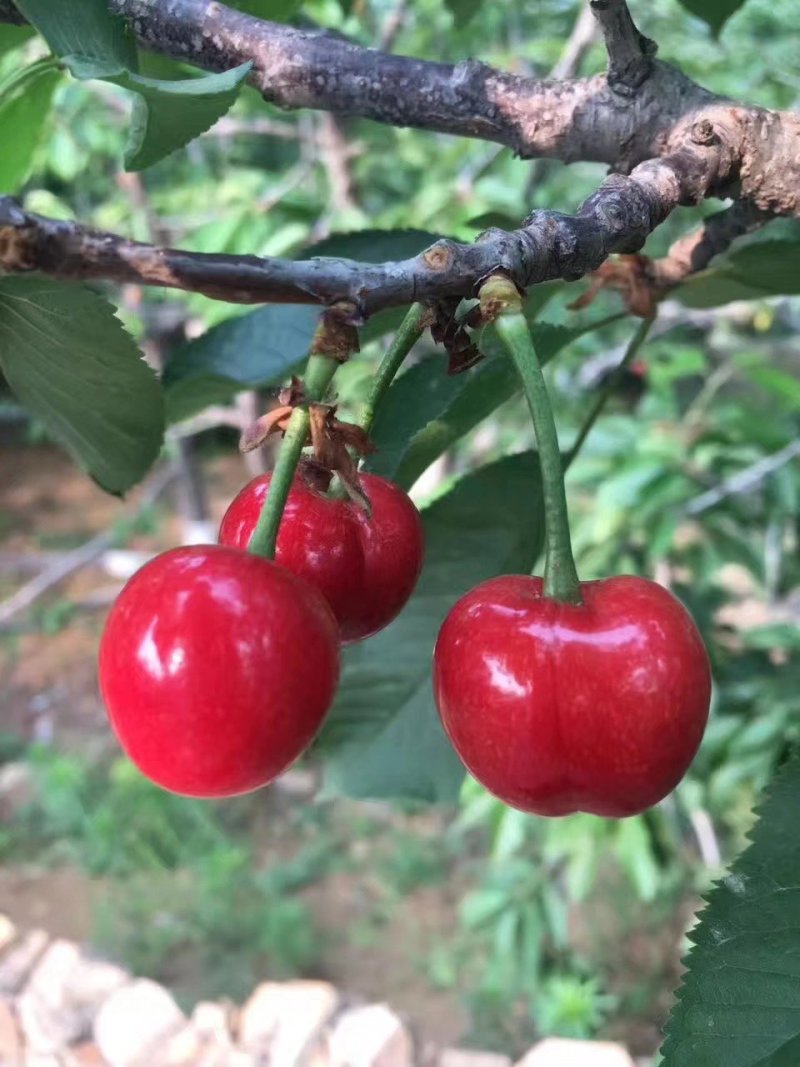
[0,139,722,313]
[590,0,657,94]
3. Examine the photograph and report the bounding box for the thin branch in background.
[379,0,410,53]
[689,809,722,869]
[525,3,601,199]
[590,0,657,94]
[316,113,360,216]
[552,2,602,81]
[206,116,300,140]
[0,464,178,627]
[684,440,800,516]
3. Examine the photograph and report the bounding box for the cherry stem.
[246,353,339,559]
[564,312,656,472]
[360,302,427,435]
[489,285,582,605]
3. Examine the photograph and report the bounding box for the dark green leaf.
[676,220,800,308]
[164,304,319,389]
[754,1034,800,1066]
[367,313,622,489]
[0,62,61,193]
[661,750,800,1067]
[676,0,748,34]
[164,374,248,426]
[0,278,164,494]
[163,305,409,424]
[465,211,520,231]
[299,228,443,263]
[226,0,300,20]
[108,64,252,170]
[319,452,544,804]
[444,0,483,27]
[14,0,136,71]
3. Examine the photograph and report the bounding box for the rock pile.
[0,914,640,1067]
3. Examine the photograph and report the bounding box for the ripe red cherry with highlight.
[433,574,711,817]
[219,470,424,643]
[98,545,339,798]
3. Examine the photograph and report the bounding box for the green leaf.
[0,61,61,193]
[661,750,800,1067]
[165,304,318,386]
[465,210,520,230]
[444,0,483,27]
[676,220,800,308]
[164,374,248,426]
[227,0,301,20]
[300,228,443,263]
[107,63,253,170]
[14,0,137,71]
[367,313,622,489]
[676,0,747,34]
[0,23,35,61]
[319,452,544,804]
[0,278,164,494]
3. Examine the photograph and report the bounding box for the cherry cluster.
[98,287,712,818]
[98,469,424,798]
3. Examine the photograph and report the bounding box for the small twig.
[565,312,655,469]
[525,4,600,198]
[590,0,657,94]
[0,464,178,626]
[551,2,601,81]
[317,113,360,215]
[685,440,800,516]
[689,809,722,869]
[379,0,410,52]
[648,201,771,289]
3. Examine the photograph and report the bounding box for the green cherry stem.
[246,353,339,559]
[564,312,656,472]
[491,290,582,605]
[359,303,427,435]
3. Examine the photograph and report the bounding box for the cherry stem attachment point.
[564,312,656,472]
[488,280,582,605]
[360,302,427,435]
[246,353,340,559]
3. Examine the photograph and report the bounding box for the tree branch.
[590,0,657,94]
[648,201,771,289]
[0,137,722,313]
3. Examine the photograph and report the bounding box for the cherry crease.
[219,471,424,643]
[98,545,340,798]
[433,574,711,817]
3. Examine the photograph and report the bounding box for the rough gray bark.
[0,0,798,310]
[0,136,721,314]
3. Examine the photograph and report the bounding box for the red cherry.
[433,575,711,817]
[98,545,339,798]
[219,471,424,643]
